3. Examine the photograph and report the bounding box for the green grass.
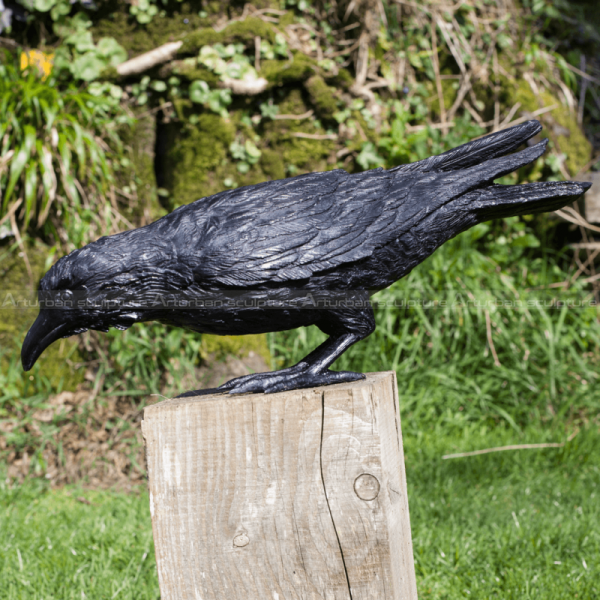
[0,480,159,599]
[1,214,599,597]
[1,425,598,598]
[408,425,600,599]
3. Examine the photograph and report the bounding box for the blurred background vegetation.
[0,0,599,597]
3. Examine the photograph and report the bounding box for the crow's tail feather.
[463,180,592,221]
[393,120,543,174]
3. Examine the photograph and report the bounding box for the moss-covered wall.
[200,333,270,364]
[508,80,592,176]
[117,110,166,224]
[0,244,85,393]
[158,87,336,208]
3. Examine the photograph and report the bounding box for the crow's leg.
[219,306,376,394]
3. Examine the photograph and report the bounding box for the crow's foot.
[219,365,365,395]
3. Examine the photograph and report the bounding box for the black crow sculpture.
[22,120,591,394]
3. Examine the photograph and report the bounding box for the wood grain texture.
[142,371,418,600]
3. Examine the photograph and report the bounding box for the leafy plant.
[183,43,268,120]
[44,12,127,81]
[259,34,288,59]
[129,75,167,106]
[259,101,280,120]
[129,0,159,24]
[229,138,262,174]
[100,323,203,396]
[188,80,232,119]
[198,43,256,81]
[0,50,131,245]
[356,142,384,170]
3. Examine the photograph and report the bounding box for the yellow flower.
[20,49,54,80]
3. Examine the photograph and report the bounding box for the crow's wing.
[178,132,549,287]
[185,168,404,286]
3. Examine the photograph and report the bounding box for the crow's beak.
[21,311,71,371]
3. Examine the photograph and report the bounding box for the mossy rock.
[179,17,278,56]
[117,110,166,224]
[159,112,236,207]
[160,86,335,208]
[169,61,220,86]
[262,52,319,88]
[539,92,592,176]
[304,75,338,120]
[159,108,268,203]
[326,67,353,90]
[200,333,271,364]
[93,7,208,58]
[0,243,84,394]
[261,89,335,171]
[507,80,592,176]
[260,148,286,181]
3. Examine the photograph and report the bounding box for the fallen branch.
[574,152,600,178]
[117,41,183,78]
[502,107,557,129]
[273,110,314,120]
[336,147,354,159]
[485,309,501,367]
[443,443,564,459]
[446,72,472,122]
[0,196,21,230]
[568,246,600,284]
[570,242,600,249]
[582,272,600,284]
[291,132,337,140]
[0,36,19,50]
[555,208,600,234]
[431,18,448,134]
[219,76,268,95]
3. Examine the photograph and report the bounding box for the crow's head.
[21,232,155,371]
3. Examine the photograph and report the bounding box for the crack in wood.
[319,390,354,600]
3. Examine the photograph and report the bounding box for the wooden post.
[142,371,418,600]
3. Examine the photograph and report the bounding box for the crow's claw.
[219,367,364,395]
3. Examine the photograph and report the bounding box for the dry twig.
[291,132,337,140]
[430,18,448,134]
[443,443,565,459]
[273,110,314,120]
[485,309,501,367]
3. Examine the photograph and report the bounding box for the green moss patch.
[200,333,270,364]
[93,8,208,58]
[304,75,338,120]
[179,17,278,56]
[169,61,220,86]
[117,111,165,223]
[261,89,335,171]
[507,80,592,176]
[160,112,235,207]
[262,52,319,88]
[0,244,84,394]
[539,92,592,176]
